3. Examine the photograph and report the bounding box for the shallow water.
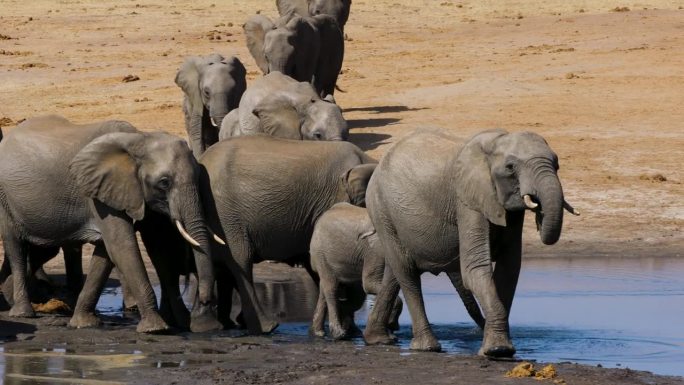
[2,256,683,381]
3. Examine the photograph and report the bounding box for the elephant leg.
[4,234,34,317]
[216,269,237,329]
[318,271,346,340]
[63,244,84,295]
[392,264,440,352]
[118,271,138,313]
[446,270,485,330]
[363,265,400,346]
[363,265,403,332]
[70,244,113,328]
[492,212,524,315]
[223,233,278,334]
[340,284,365,337]
[458,206,514,357]
[309,288,327,337]
[93,202,168,333]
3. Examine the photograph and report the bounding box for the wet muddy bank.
[1,319,683,385]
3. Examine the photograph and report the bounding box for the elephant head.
[454,130,578,245]
[245,14,320,83]
[308,0,351,29]
[252,84,348,141]
[69,131,219,324]
[175,54,247,156]
[340,163,377,207]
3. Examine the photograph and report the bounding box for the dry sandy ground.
[0,0,683,383]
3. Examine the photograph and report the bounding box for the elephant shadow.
[346,118,401,130]
[343,105,428,114]
[349,133,392,151]
[0,319,38,340]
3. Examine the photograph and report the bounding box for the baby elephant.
[309,203,402,340]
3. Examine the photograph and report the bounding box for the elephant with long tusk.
[0,115,222,333]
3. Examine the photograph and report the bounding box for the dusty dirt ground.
[1,0,683,383]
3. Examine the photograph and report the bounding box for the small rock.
[122,74,140,83]
[611,6,630,12]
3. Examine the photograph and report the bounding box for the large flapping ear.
[175,56,205,116]
[453,129,508,226]
[252,94,303,140]
[69,132,146,221]
[244,15,275,74]
[341,163,377,207]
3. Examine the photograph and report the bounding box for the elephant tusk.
[523,194,539,209]
[209,228,226,245]
[210,117,219,128]
[175,220,200,247]
[563,200,581,216]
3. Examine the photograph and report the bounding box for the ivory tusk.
[209,228,226,245]
[210,117,218,127]
[563,200,581,216]
[175,220,200,247]
[523,194,539,209]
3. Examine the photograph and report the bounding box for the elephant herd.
[0,0,580,359]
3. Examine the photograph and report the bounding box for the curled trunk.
[534,171,564,245]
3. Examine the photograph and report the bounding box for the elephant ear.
[69,132,146,221]
[252,95,303,140]
[341,163,377,207]
[244,15,275,74]
[453,129,508,226]
[175,56,205,116]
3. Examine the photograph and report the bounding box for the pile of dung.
[506,362,565,383]
[32,298,72,314]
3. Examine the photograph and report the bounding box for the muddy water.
[1,257,682,382]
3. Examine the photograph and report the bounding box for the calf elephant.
[199,135,376,334]
[219,72,347,141]
[175,53,246,157]
[0,115,220,333]
[363,129,579,357]
[309,202,484,340]
[245,13,343,97]
[277,0,352,32]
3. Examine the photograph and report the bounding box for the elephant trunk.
[173,185,214,306]
[532,164,564,245]
[208,94,230,130]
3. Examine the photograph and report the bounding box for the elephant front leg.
[93,203,169,333]
[3,235,34,317]
[224,235,278,334]
[63,244,84,295]
[458,206,515,357]
[70,244,113,328]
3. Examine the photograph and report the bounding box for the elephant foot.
[69,312,101,329]
[363,328,397,345]
[190,312,223,333]
[9,301,36,318]
[309,325,326,338]
[259,319,279,335]
[136,312,170,334]
[410,333,442,352]
[479,331,515,358]
[329,323,349,340]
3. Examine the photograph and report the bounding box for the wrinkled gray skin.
[199,135,376,334]
[175,53,246,157]
[363,129,578,357]
[309,203,403,340]
[0,116,220,333]
[219,72,347,141]
[245,13,344,97]
[277,0,351,32]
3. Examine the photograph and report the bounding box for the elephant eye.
[156,176,172,191]
[504,163,515,174]
[313,132,323,140]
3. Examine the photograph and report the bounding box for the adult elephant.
[244,13,343,97]
[175,53,246,157]
[0,115,221,333]
[363,129,579,357]
[218,72,347,141]
[276,0,351,32]
[199,135,376,334]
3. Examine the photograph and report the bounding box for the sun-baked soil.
[1,0,683,383]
